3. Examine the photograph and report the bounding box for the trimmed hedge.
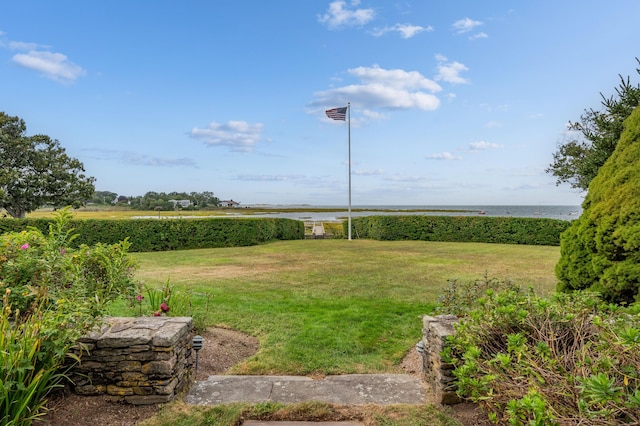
[0,217,304,252]
[345,215,571,246]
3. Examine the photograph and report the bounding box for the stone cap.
[423,314,458,337]
[78,317,193,348]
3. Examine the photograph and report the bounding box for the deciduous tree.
[0,112,95,218]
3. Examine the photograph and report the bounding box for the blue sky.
[2,1,639,206]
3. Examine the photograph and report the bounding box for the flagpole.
[347,102,351,241]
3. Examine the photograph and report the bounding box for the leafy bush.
[0,208,139,424]
[347,216,570,246]
[446,288,640,425]
[0,209,137,317]
[556,106,640,304]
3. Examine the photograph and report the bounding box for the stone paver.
[184,374,426,406]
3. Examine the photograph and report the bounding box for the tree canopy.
[0,112,95,218]
[556,106,640,304]
[546,59,640,191]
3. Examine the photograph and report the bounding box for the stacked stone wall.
[68,317,194,405]
[420,314,460,405]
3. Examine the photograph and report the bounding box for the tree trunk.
[5,206,26,218]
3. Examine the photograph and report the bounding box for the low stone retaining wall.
[68,316,194,405]
[420,314,460,405]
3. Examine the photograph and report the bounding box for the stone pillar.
[68,317,194,405]
[421,314,461,405]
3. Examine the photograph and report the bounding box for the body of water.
[240,205,583,222]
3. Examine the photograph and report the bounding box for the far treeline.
[88,190,222,211]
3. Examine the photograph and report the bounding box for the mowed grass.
[126,239,560,376]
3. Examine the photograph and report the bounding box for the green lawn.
[122,239,560,376]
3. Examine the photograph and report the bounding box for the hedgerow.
[347,215,570,246]
[0,217,304,252]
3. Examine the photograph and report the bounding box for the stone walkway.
[184,374,427,406]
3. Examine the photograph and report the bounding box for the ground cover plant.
[443,286,640,425]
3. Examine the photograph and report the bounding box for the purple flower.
[136,294,144,302]
[20,243,29,250]
[160,302,170,313]
[153,311,161,317]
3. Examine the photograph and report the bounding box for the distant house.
[114,195,129,205]
[220,199,240,208]
[169,199,192,208]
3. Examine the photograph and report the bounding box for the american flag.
[325,106,347,121]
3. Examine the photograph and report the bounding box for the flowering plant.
[0,208,138,318]
[0,207,138,423]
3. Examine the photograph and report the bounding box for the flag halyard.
[325,106,347,121]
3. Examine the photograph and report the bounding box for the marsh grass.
[114,239,560,375]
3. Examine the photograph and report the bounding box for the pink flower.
[153,311,161,317]
[60,249,66,255]
[160,302,170,313]
[20,243,29,250]
[136,294,144,302]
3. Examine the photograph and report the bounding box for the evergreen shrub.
[556,107,640,304]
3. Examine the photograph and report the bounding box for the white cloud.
[452,17,483,34]
[386,174,430,182]
[469,32,488,41]
[361,109,387,120]
[12,50,86,84]
[469,141,501,151]
[426,152,461,160]
[318,0,375,29]
[120,153,197,167]
[312,64,441,113]
[349,64,441,92]
[189,120,264,152]
[8,41,48,50]
[484,121,502,128]
[370,23,433,39]
[235,174,304,181]
[84,148,197,167]
[435,56,469,84]
[354,168,384,176]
